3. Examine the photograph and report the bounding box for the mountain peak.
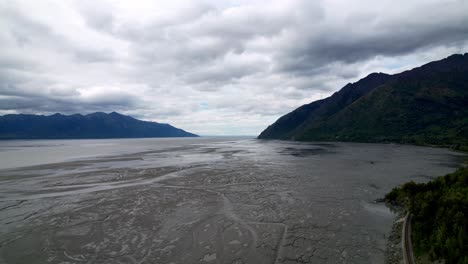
[259,53,468,147]
[86,112,107,117]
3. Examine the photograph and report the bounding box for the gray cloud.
[0,87,139,115]
[0,0,467,135]
[274,1,468,74]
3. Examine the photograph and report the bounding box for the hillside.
[0,112,198,139]
[259,54,468,148]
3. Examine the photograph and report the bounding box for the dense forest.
[385,167,468,263]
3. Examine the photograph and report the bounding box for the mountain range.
[259,53,468,149]
[0,112,197,139]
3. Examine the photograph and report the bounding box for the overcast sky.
[1,0,467,135]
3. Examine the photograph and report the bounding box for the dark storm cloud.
[276,8,468,74]
[0,0,467,135]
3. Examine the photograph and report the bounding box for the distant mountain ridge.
[259,53,468,148]
[0,112,198,139]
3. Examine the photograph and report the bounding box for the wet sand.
[0,139,464,264]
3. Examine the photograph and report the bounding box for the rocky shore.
[385,207,405,264]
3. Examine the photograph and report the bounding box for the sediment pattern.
[0,140,462,263]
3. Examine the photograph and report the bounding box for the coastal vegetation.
[257,52,468,263]
[385,167,468,263]
[258,53,468,263]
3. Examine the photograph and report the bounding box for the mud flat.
[0,138,464,264]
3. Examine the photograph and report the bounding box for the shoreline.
[383,163,468,264]
[384,205,405,264]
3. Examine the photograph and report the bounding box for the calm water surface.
[0,138,464,264]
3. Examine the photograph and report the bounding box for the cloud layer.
[1,0,467,135]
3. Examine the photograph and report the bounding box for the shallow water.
[0,138,464,264]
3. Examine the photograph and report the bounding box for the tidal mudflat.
[0,138,464,264]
